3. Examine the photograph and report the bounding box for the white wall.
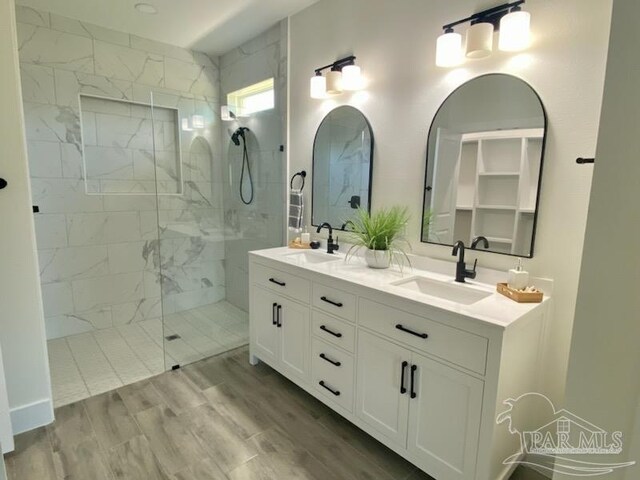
[289,0,612,404]
[0,0,53,439]
[560,0,640,478]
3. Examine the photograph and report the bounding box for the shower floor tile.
[47,300,249,407]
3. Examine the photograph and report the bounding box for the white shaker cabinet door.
[251,287,280,365]
[278,297,310,382]
[407,352,484,480]
[356,330,410,448]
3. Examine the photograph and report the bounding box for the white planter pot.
[365,249,391,269]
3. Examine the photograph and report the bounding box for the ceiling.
[16,0,318,55]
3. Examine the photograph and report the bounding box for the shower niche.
[80,95,183,195]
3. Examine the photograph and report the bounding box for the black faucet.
[316,222,339,254]
[452,241,477,283]
[471,236,490,250]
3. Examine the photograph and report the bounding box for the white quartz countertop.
[250,247,549,329]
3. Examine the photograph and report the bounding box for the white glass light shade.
[465,22,494,58]
[342,65,362,90]
[310,75,327,99]
[191,115,205,129]
[499,10,531,51]
[436,31,463,67]
[325,70,343,95]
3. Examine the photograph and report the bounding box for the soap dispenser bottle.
[508,258,529,290]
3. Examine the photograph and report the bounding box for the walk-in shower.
[18,5,287,406]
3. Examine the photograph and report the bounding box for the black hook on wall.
[576,157,595,164]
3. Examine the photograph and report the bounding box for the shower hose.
[239,132,254,205]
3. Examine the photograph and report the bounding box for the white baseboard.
[9,398,53,437]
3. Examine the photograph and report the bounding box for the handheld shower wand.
[231,127,254,204]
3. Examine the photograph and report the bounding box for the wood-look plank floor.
[5,346,540,480]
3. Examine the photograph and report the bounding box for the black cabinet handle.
[400,361,408,394]
[269,278,286,287]
[410,365,417,399]
[319,325,342,338]
[0,178,7,190]
[395,324,428,339]
[320,296,343,308]
[276,305,282,328]
[272,303,277,325]
[319,353,341,367]
[319,381,340,396]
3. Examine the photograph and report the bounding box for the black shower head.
[231,127,250,146]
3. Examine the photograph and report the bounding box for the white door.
[0,342,12,454]
[430,128,462,244]
[407,352,484,480]
[251,287,279,365]
[278,297,310,382]
[356,330,410,447]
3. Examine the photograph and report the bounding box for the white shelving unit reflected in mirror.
[453,128,543,255]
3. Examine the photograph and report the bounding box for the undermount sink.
[391,276,492,305]
[281,250,342,265]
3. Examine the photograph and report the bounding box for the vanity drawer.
[359,298,488,375]
[312,283,356,322]
[312,338,354,412]
[252,263,310,303]
[312,310,356,353]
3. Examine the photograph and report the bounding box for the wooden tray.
[496,283,543,303]
[288,240,311,250]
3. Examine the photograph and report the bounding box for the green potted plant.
[346,206,411,269]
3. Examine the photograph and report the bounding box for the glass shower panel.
[32,92,167,407]
[150,90,231,369]
[222,110,285,311]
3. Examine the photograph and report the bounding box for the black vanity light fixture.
[436,0,531,67]
[310,56,363,99]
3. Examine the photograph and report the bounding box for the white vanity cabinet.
[249,249,548,480]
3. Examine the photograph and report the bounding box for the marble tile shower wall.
[15,5,225,339]
[81,96,182,195]
[220,22,288,312]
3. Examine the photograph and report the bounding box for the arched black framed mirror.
[421,74,547,257]
[312,106,374,230]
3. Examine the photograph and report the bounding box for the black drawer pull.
[320,296,343,308]
[395,324,428,339]
[272,303,277,325]
[269,278,286,287]
[319,325,342,338]
[319,381,340,396]
[410,365,417,399]
[400,361,408,394]
[319,353,341,367]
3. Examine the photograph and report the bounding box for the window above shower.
[227,78,275,117]
[79,95,183,195]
